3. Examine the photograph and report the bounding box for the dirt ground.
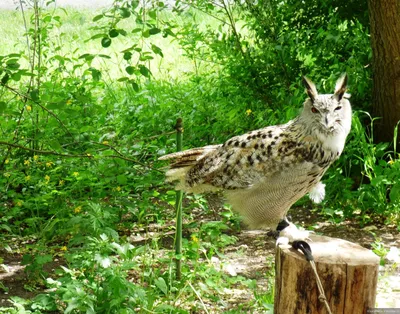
[1,205,399,312]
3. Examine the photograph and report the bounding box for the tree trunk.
[274,235,379,314]
[368,0,400,144]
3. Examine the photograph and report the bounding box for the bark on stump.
[274,235,379,314]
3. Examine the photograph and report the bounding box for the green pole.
[174,118,183,280]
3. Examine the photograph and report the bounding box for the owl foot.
[274,218,313,246]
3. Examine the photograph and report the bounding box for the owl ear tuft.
[334,74,348,101]
[302,76,318,102]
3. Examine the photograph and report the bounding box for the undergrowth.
[0,0,398,313]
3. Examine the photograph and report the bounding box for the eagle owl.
[159,75,351,233]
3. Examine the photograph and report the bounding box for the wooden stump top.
[274,235,380,314]
[283,234,380,265]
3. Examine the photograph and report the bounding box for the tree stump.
[274,235,380,314]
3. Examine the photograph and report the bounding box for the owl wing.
[185,122,323,190]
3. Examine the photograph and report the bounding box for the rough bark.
[368,0,400,143]
[274,235,379,314]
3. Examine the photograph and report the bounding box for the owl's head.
[301,74,352,138]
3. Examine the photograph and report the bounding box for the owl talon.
[276,222,313,246]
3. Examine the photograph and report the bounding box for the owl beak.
[324,115,335,131]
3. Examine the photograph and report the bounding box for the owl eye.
[311,107,319,114]
[335,106,342,111]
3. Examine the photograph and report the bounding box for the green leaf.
[101,149,115,156]
[139,65,150,77]
[89,33,107,41]
[163,28,175,38]
[101,37,112,48]
[119,7,131,18]
[36,254,52,265]
[11,72,21,81]
[149,27,161,35]
[154,277,168,295]
[92,14,104,22]
[30,89,39,102]
[79,53,95,61]
[148,10,157,19]
[47,102,64,110]
[390,183,400,203]
[0,101,6,112]
[118,29,128,36]
[129,80,139,92]
[117,175,127,185]
[125,66,135,75]
[49,139,62,151]
[123,52,132,60]
[142,30,150,38]
[89,67,102,81]
[0,224,11,232]
[6,60,20,69]
[151,44,163,57]
[1,73,9,85]
[109,29,119,38]
[21,254,33,265]
[131,0,139,9]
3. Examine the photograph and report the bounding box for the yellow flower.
[87,153,91,157]
[59,180,65,186]
[102,141,109,145]
[74,206,82,213]
[46,162,53,167]
[191,234,199,243]
[25,175,31,181]
[45,175,50,182]
[73,172,79,177]
[66,99,72,105]
[4,173,11,177]
[16,200,23,207]
[26,105,32,111]
[24,159,30,166]
[388,160,394,165]
[116,186,121,192]
[33,155,39,161]
[246,109,252,116]
[60,246,67,251]
[5,159,9,164]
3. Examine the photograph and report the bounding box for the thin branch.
[221,0,246,59]
[177,0,228,24]
[0,141,163,173]
[19,0,31,61]
[1,83,73,138]
[0,141,93,158]
[94,142,164,173]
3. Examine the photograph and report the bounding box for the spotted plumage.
[159,75,351,229]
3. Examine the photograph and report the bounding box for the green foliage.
[0,0,399,312]
[322,112,400,225]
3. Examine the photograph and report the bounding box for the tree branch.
[0,83,73,138]
[0,141,163,173]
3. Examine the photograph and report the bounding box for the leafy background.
[0,0,399,312]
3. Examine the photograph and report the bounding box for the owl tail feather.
[158,145,220,183]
